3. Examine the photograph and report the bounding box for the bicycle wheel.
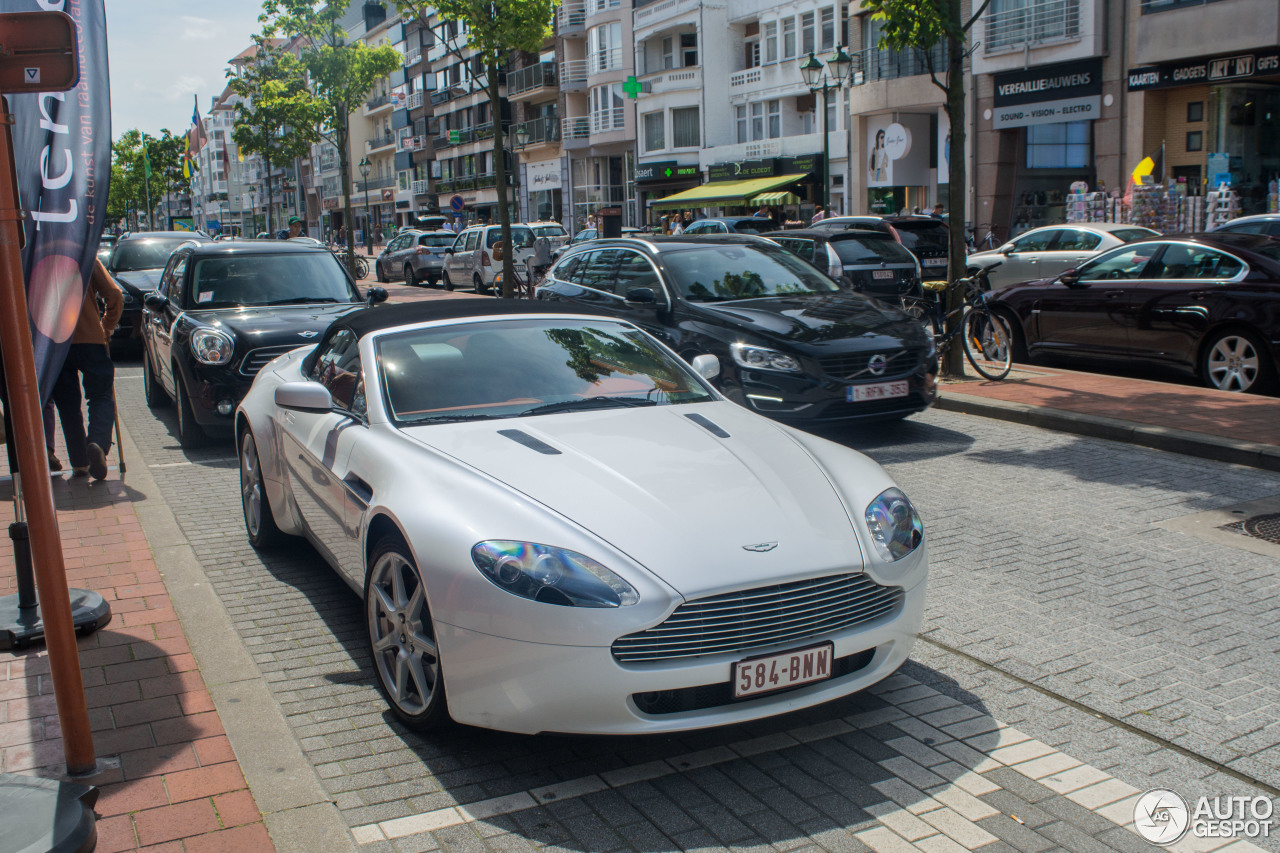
[962,308,1013,380]
[356,257,370,279]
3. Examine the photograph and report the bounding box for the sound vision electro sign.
[992,58,1103,129]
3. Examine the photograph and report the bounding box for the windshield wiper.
[263,296,344,305]
[520,396,658,416]
[403,413,504,424]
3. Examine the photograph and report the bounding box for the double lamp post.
[799,45,853,215]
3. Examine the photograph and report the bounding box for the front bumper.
[186,368,253,429]
[723,362,938,423]
[435,573,926,735]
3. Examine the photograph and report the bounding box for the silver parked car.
[375,229,457,286]
[1211,214,1280,237]
[967,223,1159,290]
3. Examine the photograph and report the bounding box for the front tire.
[173,371,207,449]
[1201,329,1275,394]
[239,429,283,550]
[441,270,454,291]
[365,536,449,731]
[375,261,388,283]
[962,309,1013,381]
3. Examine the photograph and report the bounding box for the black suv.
[107,231,212,347]
[536,235,936,423]
[141,240,384,447]
[883,216,952,281]
[762,229,923,304]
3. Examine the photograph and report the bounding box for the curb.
[935,391,1280,473]
[118,420,359,853]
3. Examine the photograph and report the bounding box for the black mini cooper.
[141,240,385,447]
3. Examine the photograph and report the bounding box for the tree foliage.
[107,128,183,229]
[393,0,557,296]
[260,0,402,271]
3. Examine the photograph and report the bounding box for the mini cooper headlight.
[864,488,923,561]
[471,541,639,608]
[730,343,802,373]
[190,328,234,365]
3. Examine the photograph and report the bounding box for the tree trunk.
[338,114,359,279]
[265,156,275,236]
[942,13,968,378]
[490,65,515,298]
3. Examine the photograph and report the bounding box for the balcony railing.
[641,67,701,94]
[366,93,391,111]
[431,89,455,105]
[475,122,495,140]
[436,179,455,193]
[357,175,397,192]
[405,47,423,67]
[406,91,424,110]
[985,0,1080,52]
[507,62,558,98]
[367,133,397,152]
[588,47,624,75]
[558,1,586,34]
[559,59,588,89]
[561,116,591,140]
[411,179,430,195]
[515,116,561,146]
[850,43,948,84]
[589,108,625,135]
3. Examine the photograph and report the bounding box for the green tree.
[108,129,148,227]
[393,0,557,297]
[228,35,324,236]
[261,0,402,274]
[149,129,186,228]
[859,0,993,376]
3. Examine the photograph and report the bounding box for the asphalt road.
[113,352,1280,852]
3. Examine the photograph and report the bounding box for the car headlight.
[190,328,234,365]
[471,541,639,608]
[864,488,923,561]
[730,343,802,373]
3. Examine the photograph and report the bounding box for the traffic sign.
[450,195,464,213]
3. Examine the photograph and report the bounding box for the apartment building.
[509,38,564,224]
[191,90,242,235]
[399,14,436,221]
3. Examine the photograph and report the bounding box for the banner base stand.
[0,589,110,651]
[0,774,98,853]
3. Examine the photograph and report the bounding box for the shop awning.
[750,191,801,206]
[650,174,807,209]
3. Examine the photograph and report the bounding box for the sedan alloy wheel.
[1203,331,1273,393]
[365,538,448,729]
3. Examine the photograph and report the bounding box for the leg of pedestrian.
[78,343,116,481]
[50,350,89,476]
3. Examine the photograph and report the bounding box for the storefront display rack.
[1205,186,1240,230]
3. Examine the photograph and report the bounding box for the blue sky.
[106,0,266,139]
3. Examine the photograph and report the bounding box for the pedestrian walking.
[46,259,123,480]
[285,216,304,238]
[670,215,685,235]
[811,205,826,224]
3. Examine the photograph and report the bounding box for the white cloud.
[180,16,220,42]
[161,75,208,103]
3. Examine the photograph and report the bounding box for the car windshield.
[377,318,714,424]
[533,225,568,238]
[892,223,949,253]
[830,236,917,265]
[419,233,457,248]
[111,237,192,272]
[663,244,842,301]
[187,252,358,309]
[1111,228,1160,243]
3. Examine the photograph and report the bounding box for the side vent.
[498,429,561,455]
[684,413,729,438]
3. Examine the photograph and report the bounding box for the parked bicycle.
[492,267,537,299]
[330,244,369,280]
[901,264,1014,381]
[965,226,998,254]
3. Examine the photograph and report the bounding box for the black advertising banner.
[1127,48,1280,91]
[10,0,110,404]
[992,58,1103,129]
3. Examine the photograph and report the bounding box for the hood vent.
[498,429,561,455]
[684,413,730,438]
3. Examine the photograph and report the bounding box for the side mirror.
[690,354,720,381]
[1058,270,1082,286]
[1000,245,1015,255]
[275,382,333,413]
[143,291,166,311]
[366,286,388,305]
[444,247,454,254]
[624,286,657,304]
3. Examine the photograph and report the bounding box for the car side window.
[157,253,182,299]
[1052,230,1102,252]
[1221,221,1268,235]
[1076,246,1158,281]
[167,256,189,305]
[579,249,621,294]
[1011,230,1059,252]
[781,239,816,264]
[614,250,661,294]
[1151,244,1244,280]
[549,253,582,282]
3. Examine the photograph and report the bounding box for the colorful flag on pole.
[143,143,152,179]
[11,0,112,404]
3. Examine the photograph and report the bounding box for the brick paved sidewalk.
[0,468,274,852]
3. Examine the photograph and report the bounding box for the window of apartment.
[590,84,626,130]
[672,107,699,148]
[767,100,781,138]
[588,22,622,73]
[751,102,764,140]
[782,18,796,59]
[661,36,674,70]
[1187,101,1204,122]
[987,0,1080,51]
[1026,121,1091,169]
[681,33,697,67]
[820,7,835,51]
[764,22,778,64]
[644,111,665,152]
[746,39,761,69]
[801,12,815,55]
[1186,130,1203,151]
[590,0,621,12]
[736,105,748,143]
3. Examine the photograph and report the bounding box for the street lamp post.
[799,46,852,215]
[249,188,258,235]
[358,156,373,254]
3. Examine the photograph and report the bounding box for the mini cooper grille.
[240,345,301,377]
[818,348,918,380]
[612,574,903,663]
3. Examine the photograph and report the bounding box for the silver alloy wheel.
[367,550,439,716]
[1206,334,1260,392]
[240,432,263,539]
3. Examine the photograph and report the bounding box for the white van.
[442,224,536,292]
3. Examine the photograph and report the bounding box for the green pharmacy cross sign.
[623,76,642,99]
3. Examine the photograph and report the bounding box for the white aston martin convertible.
[235,300,928,735]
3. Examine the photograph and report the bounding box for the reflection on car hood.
[698,292,921,348]
[185,303,362,340]
[114,270,164,294]
[405,401,865,597]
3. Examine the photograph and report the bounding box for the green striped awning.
[650,174,807,209]
[750,191,801,205]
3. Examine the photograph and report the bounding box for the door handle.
[1104,290,1125,299]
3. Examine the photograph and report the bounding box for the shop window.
[1187,101,1204,122]
[672,107,700,148]
[1025,121,1091,169]
[1186,131,1203,152]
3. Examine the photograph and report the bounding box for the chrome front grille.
[612,573,903,663]
[817,348,919,380]
[239,345,300,377]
